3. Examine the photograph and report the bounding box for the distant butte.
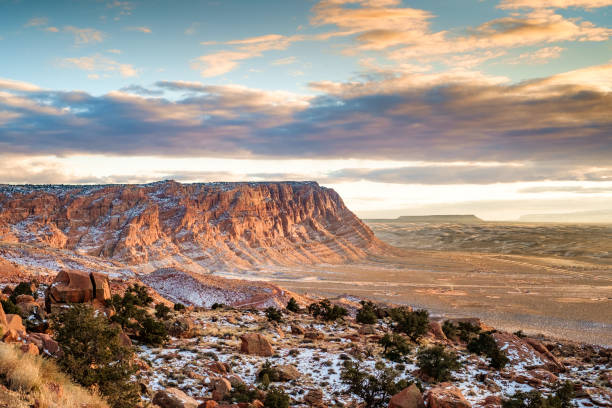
[365,214,484,223]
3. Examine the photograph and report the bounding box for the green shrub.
[356,301,380,325]
[9,281,37,303]
[173,303,186,311]
[52,304,139,408]
[416,345,461,382]
[1,299,20,315]
[211,303,224,310]
[109,288,167,346]
[138,317,168,346]
[286,297,300,313]
[442,321,481,342]
[502,381,574,408]
[265,307,283,323]
[257,361,280,383]
[379,333,411,363]
[264,387,290,408]
[155,303,171,320]
[341,360,409,408]
[229,382,259,403]
[467,332,508,369]
[308,299,347,321]
[389,308,429,342]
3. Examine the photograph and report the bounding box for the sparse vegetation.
[286,297,300,313]
[467,332,509,369]
[211,302,224,310]
[155,303,171,320]
[443,321,481,343]
[0,342,109,408]
[173,302,186,311]
[51,304,139,408]
[264,387,290,408]
[9,281,37,303]
[341,360,409,408]
[416,345,461,382]
[308,299,348,321]
[502,381,575,408]
[379,333,411,362]
[1,298,20,315]
[356,300,381,325]
[389,308,429,341]
[265,306,283,323]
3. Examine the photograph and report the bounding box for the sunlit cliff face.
[0,0,611,219]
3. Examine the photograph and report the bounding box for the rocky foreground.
[0,270,610,408]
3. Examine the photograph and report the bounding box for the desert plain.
[234,221,612,346]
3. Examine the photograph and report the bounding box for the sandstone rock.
[27,332,60,356]
[20,343,39,355]
[291,325,305,335]
[208,362,231,375]
[3,329,23,343]
[304,389,325,407]
[15,294,35,304]
[211,378,232,401]
[48,270,94,304]
[425,384,471,408]
[153,388,199,408]
[389,384,425,408]
[169,317,196,338]
[428,321,448,341]
[482,396,502,408]
[492,332,565,373]
[240,333,273,356]
[304,330,324,340]
[249,400,264,408]
[199,401,218,408]
[6,314,25,335]
[90,272,111,301]
[0,302,8,332]
[585,387,612,407]
[275,364,300,381]
[358,325,377,335]
[16,301,43,317]
[528,369,558,384]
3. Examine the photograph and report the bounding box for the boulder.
[0,302,7,333]
[27,332,61,356]
[482,396,502,408]
[358,325,377,335]
[240,333,273,356]
[153,388,199,408]
[208,361,231,375]
[492,332,565,373]
[20,343,39,356]
[90,272,111,301]
[304,389,325,407]
[6,314,25,335]
[425,384,471,408]
[389,384,425,408]
[3,329,23,343]
[291,325,304,335]
[15,294,35,304]
[304,330,324,340]
[16,301,43,317]
[48,270,94,304]
[169,317,196,338]
[211,378,232,401]
[523,338,566,373]
[275,364,301,381]
[428,321,448,341]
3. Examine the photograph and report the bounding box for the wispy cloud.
[60,54,137,77]
[272,56,298,65]
[64,26,105,45]
[498,0,612,9]
[24,17,49,28]
[509,46,565,65]
[126,26,152,34]
[192,34,303,77]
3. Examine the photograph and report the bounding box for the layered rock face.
[0,181,382,271]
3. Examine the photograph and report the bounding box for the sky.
[0,0,611,220]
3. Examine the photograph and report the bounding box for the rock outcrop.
[389,384,425,408]
[425,384,471,408]
[46,270,111,310]
[240,333,274,356]
[0,181,384,272]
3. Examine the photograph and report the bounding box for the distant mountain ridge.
[0,180,385,274]
[365,214,484,223]
[519,209,612,224]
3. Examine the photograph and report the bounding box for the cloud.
[126,26,152,34]
[0,62,610,172]
[272,56,298,65]
[498,0,612,9]
[325,163,612,184]
[519,185,612,194]
[0,78,41,92]
[60,54,138,77]
[45,27,59,33]
[24,17,48,28]
[119,85,164,96]
[192,34,303,77]
[509,46,565,65]
[184,22,200,36]
[64,26,105,45]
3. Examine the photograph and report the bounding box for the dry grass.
[0,342,109,408]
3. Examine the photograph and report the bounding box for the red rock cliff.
[0,181,383,270]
